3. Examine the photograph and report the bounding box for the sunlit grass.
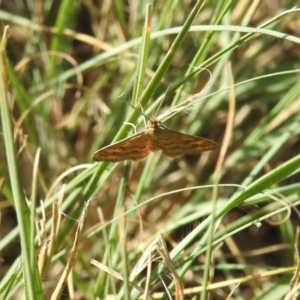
[1,1,300,300]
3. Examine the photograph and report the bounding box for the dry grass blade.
[90,259,146,295]
[156,234,184,300]
[50,201,89,300]
[38,185,64,278]
[284,244,300,300]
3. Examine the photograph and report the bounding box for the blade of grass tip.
[0,26,43,299]
[39,186,64,278]
[30,148,41,279]
[50,201,88,300]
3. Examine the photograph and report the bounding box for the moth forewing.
[92,132,151,161]
[92,116,218,162]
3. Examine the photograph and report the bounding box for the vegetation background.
[1,1,300,299]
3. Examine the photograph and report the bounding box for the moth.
[92,117,218,162]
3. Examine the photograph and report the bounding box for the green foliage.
[1,1,300,299]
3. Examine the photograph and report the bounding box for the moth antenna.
[118,79,134,99]
[123,122,138,134]
[118,98,149,123]
[154,84,172,117]
[137,102,147,127]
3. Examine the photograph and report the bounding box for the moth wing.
[155,128,218,157]
[92,132,151,162]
